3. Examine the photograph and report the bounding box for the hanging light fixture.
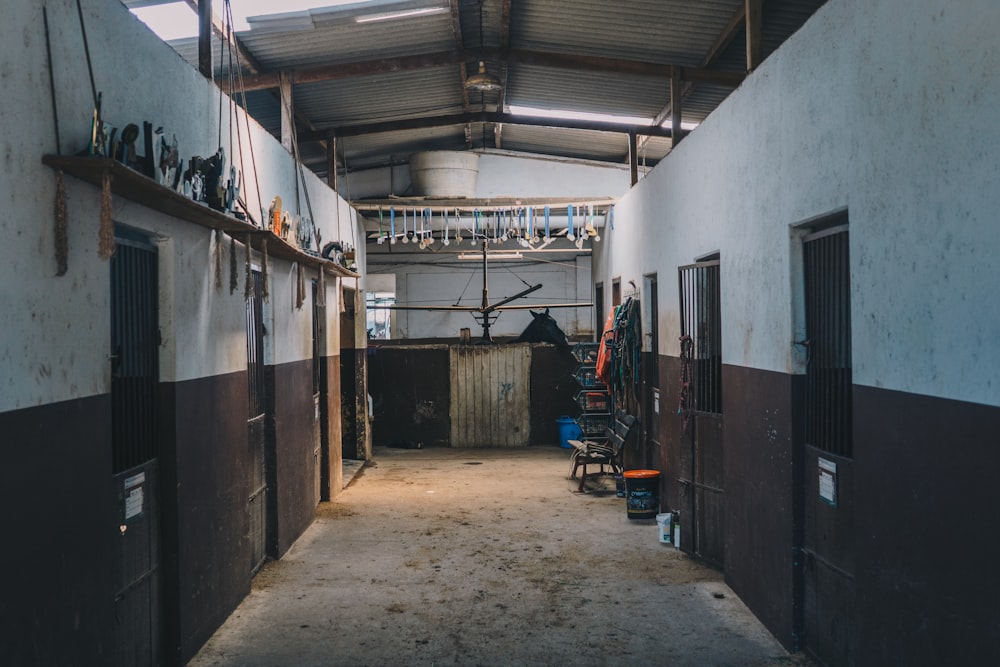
[466,61,502,93]
[465,1,501,93]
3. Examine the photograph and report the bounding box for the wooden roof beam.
[448,0,474,149]
[183,0,264,75]
[222,48,745,93]
[495,0,512,149]
[636,2,747,156]
[746,0,763,71]
[299,111,674,142]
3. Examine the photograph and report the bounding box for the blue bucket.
[556,416,582,449]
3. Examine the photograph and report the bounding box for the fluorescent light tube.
[458,252,523,260]
[355,7,447,23]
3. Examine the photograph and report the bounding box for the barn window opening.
[803,224,852,457]
[678,259,722,416]
[366,292,395,339]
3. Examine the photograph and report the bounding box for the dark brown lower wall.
[658,355,684,512]
[0,395,117,666]
[368,343,579,447]
[721,364,803,650]
[854,386,1000,665]
[271,359,320,556]
[339,348,370,458]
[166,371,252,664]
[368,345,451,447]
[321,354,343,498]
[1,365,331,666]
[529,345,579,445]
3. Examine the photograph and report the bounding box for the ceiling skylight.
[508,105,699,132]
[129,0,374,40]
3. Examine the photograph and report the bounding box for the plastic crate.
[575,390,610,412]
[575,412,612,437]
[572,342,600,365]
[573,365,606,388]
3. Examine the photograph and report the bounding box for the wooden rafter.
[495,0,512,149]
[221,48,744,94]
[746,0,763,71]
[449,0,473,149]
[299,111,674,142]
[183,0,263,75]
[182,1,344,186]
[197,0,211,78]
[636,2,748,157]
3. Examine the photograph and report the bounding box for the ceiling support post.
[671,66,684,148]
[746,0,762,71]
[327,133,338,191]
[280,71,294,154]
[628,132,639,186]
[197,0,212,79]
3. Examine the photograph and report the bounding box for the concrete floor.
[190,446,812,667]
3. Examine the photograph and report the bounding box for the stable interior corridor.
[189,447,810,667]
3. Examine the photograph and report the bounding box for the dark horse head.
[513,309,569,349]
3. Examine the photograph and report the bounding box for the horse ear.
[545,308,551,316]
[529,309,540,318]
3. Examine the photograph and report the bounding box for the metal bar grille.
[804,227,852,457]
[246,271,266,419]
[312,281,321,395]
[111,237,159,474]
[678,261,722,415]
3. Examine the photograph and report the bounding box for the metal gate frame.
[677,260,724,568]
[110,229,163,667]
[800,224,857,665]
[246,269,269,575]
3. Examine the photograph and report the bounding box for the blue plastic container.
[557,416,583,449]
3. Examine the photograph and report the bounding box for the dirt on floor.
[189,446,814,667]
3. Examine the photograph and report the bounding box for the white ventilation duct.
[409,151,480,197]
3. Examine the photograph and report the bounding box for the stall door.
[677,260,724,567]
[246,269,270,574]
[110,231,163,666]
[801,225,856,665]
[449,345,531,447]
[312,280,322,504]
[642,274,660,470]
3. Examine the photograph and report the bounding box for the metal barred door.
[801,224,856,665]
[677,260,724,567]
[246,270,269,574]
[110,231,163,666]
[312,280,322,504]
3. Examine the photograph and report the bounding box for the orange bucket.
[623,469,660,519]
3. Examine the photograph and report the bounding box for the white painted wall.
[346,150,631,201]
[371,259,587,339]
[595,0,1000,407]
[0,0,363,411]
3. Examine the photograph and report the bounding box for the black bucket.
[624,469,660,519]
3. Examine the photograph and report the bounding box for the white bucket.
[656,512,673,544]
[409,151,480,197]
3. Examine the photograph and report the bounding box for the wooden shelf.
[42,155,358,277]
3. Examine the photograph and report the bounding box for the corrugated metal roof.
[131,0,827,184]
[510,0,743,65]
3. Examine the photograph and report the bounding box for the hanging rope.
[214,229,223,290]
[677,334,693,432]
[261,237,269,303]
[244,233,252,300]
[500,265,534,289]
[54,170,68,275]
[296,263,306,310]
[224,0,263,225]
[318,265,326,308]
[608,297,641,411]
[98,169,114,259]
[229,234,238,294]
